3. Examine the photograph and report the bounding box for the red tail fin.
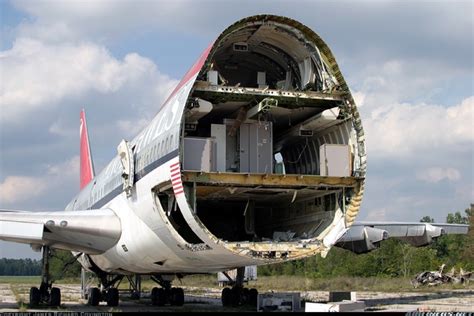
[80,109,95,189]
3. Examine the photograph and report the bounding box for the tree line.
[0,249,81,278]
[259,208,473,278]
[1,208,472,279]
[0,258,42,276]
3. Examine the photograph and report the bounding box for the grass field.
[2,275,473,312]
[2,275,472,293]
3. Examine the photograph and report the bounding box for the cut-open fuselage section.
[182,172,357,244]
[171,15,366,258]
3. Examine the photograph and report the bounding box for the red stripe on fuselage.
[170,166,180,173]
[165,43,214,197]
[171,176,181,183]
[161,42,214,108]
[171,171,180,177]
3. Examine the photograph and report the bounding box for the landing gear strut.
[221,267,258,307]
[86,274,122,306]
[29,246,61,307]
[149,275,185,306]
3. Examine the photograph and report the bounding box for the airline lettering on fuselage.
[69,77,197,211]
[133,79,193,154]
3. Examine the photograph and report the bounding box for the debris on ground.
[411,264,473,288]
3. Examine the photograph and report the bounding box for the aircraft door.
[117,139,135,197]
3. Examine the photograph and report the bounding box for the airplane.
[0,14,469,308]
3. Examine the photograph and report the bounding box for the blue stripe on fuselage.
[90,149,179,209]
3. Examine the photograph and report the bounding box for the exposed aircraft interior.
[175,20,365,251]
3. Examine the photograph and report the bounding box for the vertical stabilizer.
[80,109,95,189]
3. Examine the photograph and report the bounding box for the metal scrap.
[411,264,472,288]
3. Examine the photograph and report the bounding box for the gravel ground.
[1,283,473,312]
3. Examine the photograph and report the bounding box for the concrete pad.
[305,301,365,312]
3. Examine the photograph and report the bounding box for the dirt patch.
[1,283,473,312]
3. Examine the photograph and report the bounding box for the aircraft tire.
[170,287,184,306]
[50,287,61,306]
[88,287,101,306]
[29,287,40,306]
[151,287,159,305]
[249,288,258,307]
[151,287,168,306]
[221,287,232,307]
[230,286,242,306]
[241,287,250,304]
[106,288,119,307]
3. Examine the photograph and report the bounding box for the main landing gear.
[86,274,122,306]
[221,267,258,307]
[29,246,61,307]
[150,275,185,306]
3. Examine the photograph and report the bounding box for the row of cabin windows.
[74,132,179,210]
[137,132,177,171]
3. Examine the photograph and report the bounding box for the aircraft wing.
[0,209,122,255]
[335,221,469,254]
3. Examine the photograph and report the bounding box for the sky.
[0,0,473,259]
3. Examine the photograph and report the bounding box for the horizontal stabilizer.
[0,209,121,254]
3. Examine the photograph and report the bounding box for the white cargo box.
[183,137,215,172]
[319,144,351,177]
[305,301,365,312]
[257,292,301,312]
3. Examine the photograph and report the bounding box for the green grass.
[251,276,474,292]
[2,274,472,293]
[178,275,474,293]
[0,276,83,284]
[0,276,41,284]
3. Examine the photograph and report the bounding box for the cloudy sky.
[1,0,473,259]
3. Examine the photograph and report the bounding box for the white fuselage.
[64,16,367,276]
[67,72,267,274]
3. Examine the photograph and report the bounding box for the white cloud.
[0,176,47,204]
[354,60,474,158]
[0,38,177,123]
[116,119,150,138]
[364,207,388,221]
[362,95,473,159]
[47,156,79,178]
[0,156,80,206]
[12,0,190,43]
[417,167,461,184]
[356,59,468,104]
[352,91,365,107]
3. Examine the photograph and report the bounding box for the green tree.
[429,207,471,268]
[49,249,81,281]
[0,258,42,276]
[461,205,473,270]
[446,211,469,224]
[420,216,434,223]
[256,208,471,279]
